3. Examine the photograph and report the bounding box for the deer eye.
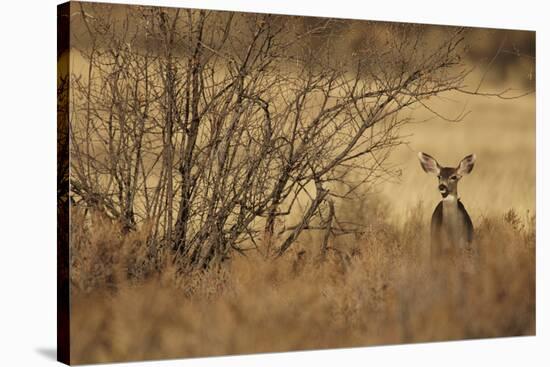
[450,175,458,180]
[437,175,441,179]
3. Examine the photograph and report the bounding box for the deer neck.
[442,193,459,214]
[442,193,458,205]
[441,193,462,240]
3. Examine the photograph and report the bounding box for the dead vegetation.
[68,3,497,269]
[62,3,536,364]
[69,204,535,364]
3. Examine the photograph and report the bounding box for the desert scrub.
[70,204,535,364]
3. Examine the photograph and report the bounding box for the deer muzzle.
[438,184,449,198]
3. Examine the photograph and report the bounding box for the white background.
[0,0,547,365]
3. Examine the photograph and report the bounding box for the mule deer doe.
[417,152,476,259]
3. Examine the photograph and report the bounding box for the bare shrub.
[68,3,490,268]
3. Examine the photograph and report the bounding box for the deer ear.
[418,152,441,175]
[457,154,476,175]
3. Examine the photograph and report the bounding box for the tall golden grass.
[69,201,535,364]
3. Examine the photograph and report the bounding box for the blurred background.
[318,21,536,222]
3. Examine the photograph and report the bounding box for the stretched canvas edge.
[57,1,71,365]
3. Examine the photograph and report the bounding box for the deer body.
[418,152,476,257]
[431,196,474,254]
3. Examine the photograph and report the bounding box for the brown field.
[63,3,536,363]
[70,206,535,364]
[69,92,535,364]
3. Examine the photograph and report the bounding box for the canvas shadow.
[36,347,57,361]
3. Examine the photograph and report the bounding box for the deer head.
[418,152,476,199]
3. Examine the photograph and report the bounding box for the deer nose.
[438,184,447,191]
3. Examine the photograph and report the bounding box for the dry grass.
[67,68,536,363]
[69,203,535,365]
